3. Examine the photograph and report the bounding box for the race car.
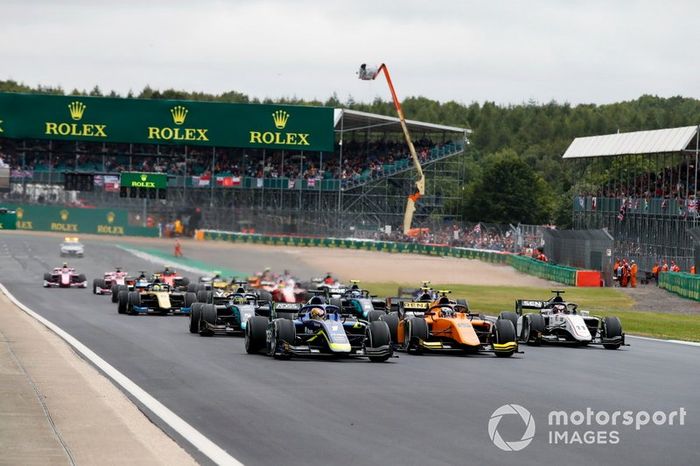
[244,297,394,362]
[500,290,625,349]
[43,264,87,288]
[189,290,271,336]
[59,237,84,257]
[195,272,230,291]
[157,266,190,290]
[93,268,134,295]
[381,290,518,357]
[327,280,387,320]
[117,282,196,315]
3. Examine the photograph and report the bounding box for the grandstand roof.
[334,109,469,135]
[562,125,699,159]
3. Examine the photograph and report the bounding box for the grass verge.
[363,282,700,342]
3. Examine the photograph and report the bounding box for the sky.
[1,0,698,106]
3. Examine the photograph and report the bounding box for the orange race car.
[381,290,519,357]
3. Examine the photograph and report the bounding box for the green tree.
[462,149,554,224]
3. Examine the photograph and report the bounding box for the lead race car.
[499,290,626,350]
[245,296,394,362]
[43,264,87,288]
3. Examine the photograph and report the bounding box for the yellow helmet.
[310,307,325,320]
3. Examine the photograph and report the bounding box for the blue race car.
[245,296,393,362]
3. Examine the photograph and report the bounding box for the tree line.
[3,79,700,227]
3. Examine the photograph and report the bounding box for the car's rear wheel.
[522,314,545,345]
[187,283,198,292]
[92,278,101,294]
[196,290,210,303]
[404,318,429,354]
[602,316,623,349]
[185,292,197,308]
[43,272,52,282]
[245,316,268,353]
[367,321,392,362]
[493,318,517,358]
[271,319,295,359]
[366,310,384,322]
[190,303,202,333]
[257,291,272,302]
[380,312,400,343]
[117,290,128,314]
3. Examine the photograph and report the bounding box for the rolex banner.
[0,92,334,152]
[5,204,158,237]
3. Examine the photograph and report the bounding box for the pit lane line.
[0,282,243,466]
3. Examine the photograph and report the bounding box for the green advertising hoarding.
[6,204,159,236]
[0,92,334,152]
[120,172,168,189]
[0,209,17,230]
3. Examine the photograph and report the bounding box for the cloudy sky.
[1,0,697,105]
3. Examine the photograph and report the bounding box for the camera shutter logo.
[488,404,536,452]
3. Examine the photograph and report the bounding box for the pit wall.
[1,204,159,237]
[195,230,600,287]
[659,272,700,301]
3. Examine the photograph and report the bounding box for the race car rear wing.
[514,300,548,315]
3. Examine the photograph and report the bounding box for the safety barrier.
[196,230,510,264]
[508,256,579,286]
[659,272,700,301]
[1,204,159,237]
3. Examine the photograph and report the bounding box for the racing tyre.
[367,310,384,322]
[196,290,210,303]
[111,285,119,303]
[43,272,52,282]
[257,291,273,302]
[455,298,469,310]
[92,278,101,294]
[379,312,399,343]
[189,303,202,333]
[499,311,518,331]
[117,290,128,314]
[185,292,197,308]
[329,298,342,309]
[180,277,190,286]
[522,314,545,345]
[271,319,295,360]
[202,304,217,325]
[78,274,86,284]
[493,318,517,358]
[602,316,623,350]
[404,317,429,354]
[245,316,268,353]
[367,321,392,362]
[187,283,198,292]
[127,291,141,314]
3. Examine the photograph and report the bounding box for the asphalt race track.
[0,233,698,466]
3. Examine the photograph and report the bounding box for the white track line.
[0,282,243,466]
[627,334,700,347]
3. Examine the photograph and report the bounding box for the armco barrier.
[508,255,578,286]
[197,230,606,286]
[659,272,700,301]
[197,229,511,264]
[2,204,159,237]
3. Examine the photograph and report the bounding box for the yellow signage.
[45,100,108,138]
[147,106,209,142]
[249,109,310,147]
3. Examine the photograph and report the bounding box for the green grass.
[364,282,700,342]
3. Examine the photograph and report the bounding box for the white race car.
[499,291,625,350]
[44,265,87,288]
[60,237,84,257]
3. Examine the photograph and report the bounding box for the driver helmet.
[152,284,162,291]
[553,303,566,314]
[163,266,170,273]
[310,307,326,320]
[441,306,455,317]
[233,295,247,304]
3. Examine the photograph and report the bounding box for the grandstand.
[565,125,700,271]
[0,92,468,236]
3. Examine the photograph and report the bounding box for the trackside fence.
[509,256,578,286]
[195,230,604,287]
[659,272,700,301]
